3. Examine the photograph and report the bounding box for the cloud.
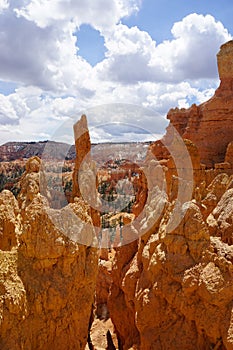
[97,14,231,84]
[0,5,95,96]
[0,87,69,144]
[0,79,220,145]
[154,13,232,80]
[1,7,229,95]
[0,10,62,89]
[14,0,141,30]
[0,94,19,125]
[0,5,231,145]
[9,0,142,96]
[96,24,157,83]
[140,81,217,113]
[0,0,8,12]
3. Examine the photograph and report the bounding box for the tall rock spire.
[72,114,91,198]
[72,114,100,229]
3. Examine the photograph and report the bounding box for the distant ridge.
[0,140,152,162]
[0,141,76,161]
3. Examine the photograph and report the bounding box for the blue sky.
[78,0,233,65]
[123,0,233,40]
[77,24,106,66]
[0,0,232,144]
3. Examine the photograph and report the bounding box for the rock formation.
[107,41,233,350]
[108,173,233,349]
[0,190,19,250]
[1,41,233,350]
[72,114,100,229]
[0,156,98,349]
[96,258,113,320]
[165,40,233,168]
[72,115,91,198]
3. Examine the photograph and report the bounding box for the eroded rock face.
[96,258,113,320]
[0,190,19,250]
[72,114,100,229]
[107,41,233,350]
[167,41,233,168]
[108,178,233,349]
[72,115,91,198]
[225,142,233,167]
[149,41,233,169]
[0,156,98,349]
[207,188,233,245]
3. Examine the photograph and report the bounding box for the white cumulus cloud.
[0,0,8,13]
[14,0,141,30]
[97,14,231,84]
[156,13,232,80]
[0,4,231,144]
[0,94,19,125]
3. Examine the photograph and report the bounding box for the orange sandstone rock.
[0,155,98,349]
[72,115,91,198]
[0,190,19,250]
[167,41,233,168]
[72,115,100,229]
[109,190,233,349]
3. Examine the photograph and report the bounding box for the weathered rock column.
[72,114,100,229]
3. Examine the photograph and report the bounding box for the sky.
[0,0,232,145]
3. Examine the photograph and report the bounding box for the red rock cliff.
[166,40,233,168]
